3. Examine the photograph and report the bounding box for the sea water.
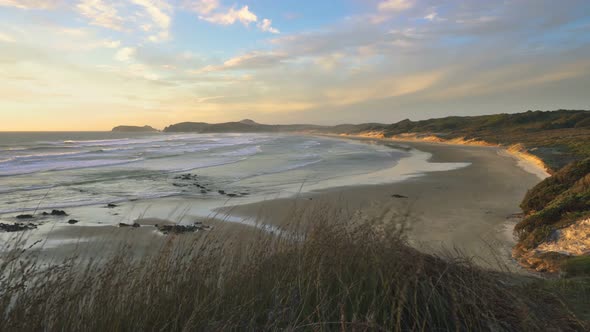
[0,132,470,226]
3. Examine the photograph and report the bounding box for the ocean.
[0,132,428,220]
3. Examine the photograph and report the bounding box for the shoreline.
[330,132,551,180]
[1,135,544,274]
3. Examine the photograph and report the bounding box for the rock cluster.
[172,173,250,198]
[156,223,211,235]
[0,222,37,232]
[42,210,68,216]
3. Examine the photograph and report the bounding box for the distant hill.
[112,125,159,133]
[163,120,325,133]
[239,119,258,125]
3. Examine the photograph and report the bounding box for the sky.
[0,0,589,131]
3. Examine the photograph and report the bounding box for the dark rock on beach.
[391,194,408,199]
[156,223,211,235]
[107,203,118,208]
[50,210,68,216]
[68,219,79,224]
[1,222,37,232]
[119,223,141,228]
[16,214,34,220]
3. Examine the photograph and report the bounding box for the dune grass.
[0,211,588,331]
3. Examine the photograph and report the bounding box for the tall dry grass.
[0,208,586,331]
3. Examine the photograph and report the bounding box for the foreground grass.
[1,216,588,331]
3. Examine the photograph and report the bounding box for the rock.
[68,219,79,224]
[50,210,68,216]
[107,203,118,208]
[16,214,34,220]
[218,190,226,195]
[227,193,238,197]
[1,222,37,232]
[119,222,140,228]
[41,212,50,216]
[156,223,210,235]
[391,194,408,199]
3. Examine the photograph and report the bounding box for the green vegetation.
[377,110,590,171]
[1,217,588,331]
[514,159,590,263]
[563,256,590,278]
[533,277,590,322]
[520,159,590,213]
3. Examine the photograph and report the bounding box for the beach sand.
[2,138,544,273]
[220,139,544,272]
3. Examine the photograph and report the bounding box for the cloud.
[378,0,413,12]
[258,18,279,34]
[186,0,219,15]
[76,0,124,31]
[130,0,172,42]
[194,51,287,73]
[424,12,437,21]
[0,0,58,10]
[115,47,136,62]
[200,5,257,26]
[0,32,15,43]
[102,39,121,48]
[191,2,280,33]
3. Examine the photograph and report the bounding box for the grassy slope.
[1,219,587,331]
[375,110,590,171]
[514,159,590,271]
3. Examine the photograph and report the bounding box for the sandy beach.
[221,138,545,272]
[1,136,545,272]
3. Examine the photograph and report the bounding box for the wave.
[0,158,144,177]
[216,145,262,157]
[0,184,55,195]
[299,140,321,149]
[0,150,96,164]
[0,191,181,215]
[235,158,323,183]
